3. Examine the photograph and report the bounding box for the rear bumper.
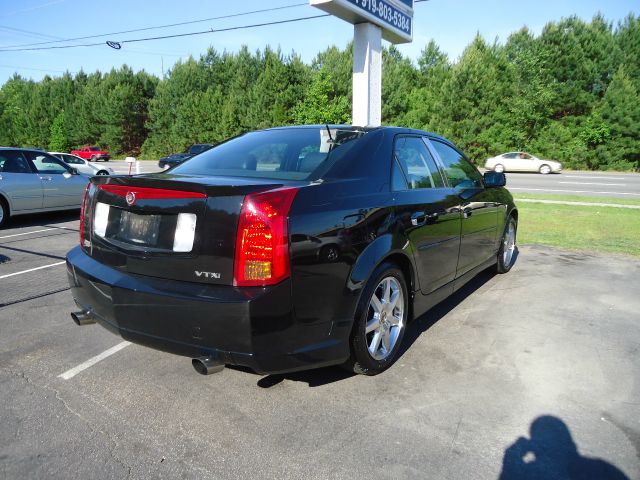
[66,246,349,374]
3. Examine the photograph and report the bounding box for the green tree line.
[0,14,638,170]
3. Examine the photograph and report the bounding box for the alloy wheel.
[503,221,516,267]
[366,276,405,361]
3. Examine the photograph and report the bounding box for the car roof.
[0,147,48,153]
[259,125,451,143]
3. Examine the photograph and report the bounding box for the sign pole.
[353,22,382,127]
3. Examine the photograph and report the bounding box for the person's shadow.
[499,416,630,480]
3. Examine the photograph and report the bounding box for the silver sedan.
[49,152,114,176]
[485,152,562,174]
[0,148,90,228]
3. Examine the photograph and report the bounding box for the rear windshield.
[171,128,365,180]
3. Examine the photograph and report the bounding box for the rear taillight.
[79,183,90,249]
[234,187,299,287]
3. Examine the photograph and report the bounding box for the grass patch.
[516,202,640,257]
[513,192,640,206]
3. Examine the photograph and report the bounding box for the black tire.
[90,155,97,162]
[346,262,409,375]
[494,163,505,173]
[0,197,8,229]
[96,170,109,176]
[539,164,551,174]
[496,216,517,273]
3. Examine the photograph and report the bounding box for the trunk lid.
[84,174,287,286]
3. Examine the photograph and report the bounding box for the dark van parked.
[66,126,517,376]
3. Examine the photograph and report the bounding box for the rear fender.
[347,233,416,317]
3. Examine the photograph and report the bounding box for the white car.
[485,152,562,174]
[49,152,114,176]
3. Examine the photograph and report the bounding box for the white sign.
[310,0,414,44]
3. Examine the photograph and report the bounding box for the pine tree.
[48,111,68,151]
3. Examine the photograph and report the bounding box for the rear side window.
[0,151,33,173]
[392,136,445,190]
[430,140,483,189]
[172,128,365,181]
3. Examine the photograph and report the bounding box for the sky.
[0,0,637,86]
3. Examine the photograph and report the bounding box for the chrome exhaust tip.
[71,310,96,326]
[192,356,225,375]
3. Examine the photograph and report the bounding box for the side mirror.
[484,171,506,188]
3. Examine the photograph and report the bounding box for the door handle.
[40,176,52,181]
[411,211,426,226]
[411,211,439,226]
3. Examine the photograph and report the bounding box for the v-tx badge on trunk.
[195,271,221,280]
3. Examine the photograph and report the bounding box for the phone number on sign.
[349,0,412,34]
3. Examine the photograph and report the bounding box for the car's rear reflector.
[234,187,298,287]
[173,213,197,252]
[97,184,206,200]
[93,202,110,237]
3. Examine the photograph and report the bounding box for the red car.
[70,146,110,162]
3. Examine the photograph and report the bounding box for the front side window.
[430,140,483,189]
[24,151,70,174]
[172,128,365,181]
[392,136,445,190]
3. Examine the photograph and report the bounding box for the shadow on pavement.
[397,262,503,361]
[4,210,80,230]
[499,415,630,480]
[255,251,521,388]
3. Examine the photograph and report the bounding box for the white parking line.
[559,182,626,186]
[0,261,66,279]
[0,228,56,240]
[561,175,628,180]
[58,341,131,380]
[508,187,640,196]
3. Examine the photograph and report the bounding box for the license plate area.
[116,210,162,245]
[97,205,180,251]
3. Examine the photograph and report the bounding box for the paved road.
[105,160,164,175]
[0,212,638,479]
[505,171,640,198]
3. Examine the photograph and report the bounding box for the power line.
[0,2,309,50]
[0,14,331,53]
[1,0,429,50]
[0,24,63,41]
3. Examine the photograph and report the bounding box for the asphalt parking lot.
[1,211,639,479]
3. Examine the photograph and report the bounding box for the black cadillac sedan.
[66,126,518,376]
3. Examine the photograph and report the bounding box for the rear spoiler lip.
[90,175,296,197]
